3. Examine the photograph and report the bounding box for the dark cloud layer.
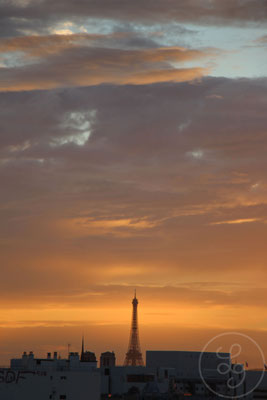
[1,0,267,38]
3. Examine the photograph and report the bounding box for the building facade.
[0,351,100,400]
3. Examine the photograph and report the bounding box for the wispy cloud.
[210,218,261,226]
[0,42,213,91]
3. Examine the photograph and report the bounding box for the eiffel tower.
[124,290,144,366]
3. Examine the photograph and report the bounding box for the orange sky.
[0,0,267,367]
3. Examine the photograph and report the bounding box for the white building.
[101,365,159,396]
[0,351,100,400]
[2,348,266,400]
[235,369,267,400]
[146,350,232,399]
[146,350,231,379]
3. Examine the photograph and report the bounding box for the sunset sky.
[1,0,267,367]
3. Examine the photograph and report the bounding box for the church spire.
[81,335,85,361]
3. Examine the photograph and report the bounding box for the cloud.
[186,149,205,159]
[0,33,102,56]
[0,32,143,57]
[1,0,267,38]
[60,216,158,237]
[255,35,267,44]
[50,110,96,147]
[210,218,261,225]
[0,42,213,90]
[206,94,223,99]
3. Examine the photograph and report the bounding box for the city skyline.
[0,0,267,368]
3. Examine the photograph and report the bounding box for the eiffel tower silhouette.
[124,290,144,366]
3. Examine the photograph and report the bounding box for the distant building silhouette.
[100,351,116,367]
[80,336,97,363]
[124,291,144,366]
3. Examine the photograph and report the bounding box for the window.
[60,396,67,399]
